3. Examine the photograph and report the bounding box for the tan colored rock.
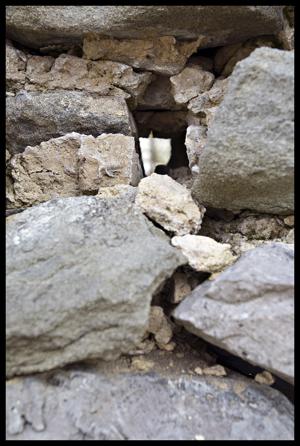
[24,54,152,107]
[284,215,294,227]
[171,235,236,273]
[6,40,27,92]
[255,371,275,386]
[9,133,141,208]
[194,367,203,376]
[285,229,294,244]
[187,77,229,116]
[77,134,141,192]
[135,173,204,236]
[170,66,215,105]
[148,306,173,348]
[83,34,201,76]
[96,185,137,201]
[172,272,192,304]
[214,36,276,77]
[202,365,227,377]
[185,125,207,174]
[131,357,155,372]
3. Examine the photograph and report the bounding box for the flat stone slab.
[6,368,294,440]
[174,243,294,384]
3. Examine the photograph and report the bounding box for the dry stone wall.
[6,5,294,441]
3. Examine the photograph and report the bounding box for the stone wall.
[6,6,294,441]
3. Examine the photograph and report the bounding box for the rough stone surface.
[135,173,204,236]
[172,235,236,273]
[147,306,173,348]
[6,6,284,48]
[6,196,184,377]
[8,133,141,208]
[83,35,201,76]
[172,272,192,303]
[214,36,276,77]
[6,91,135,155]
[170,66,215,105]
[187,77,229,120]
[185,125,207,174]
[173,243,294,384]
[23,54,152,108]
[6,368,294,440]
[96,185,137,202]
[6,40,27,92]
[192,48,294,214]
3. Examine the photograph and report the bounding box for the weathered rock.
[214,36,276,77]
[83,35,201,76]
[6,40,27,92]
[6,6,284,49]
[277,6,294,50]
[284,215,294,227]
[255,371,275,386]
[96,185,137,202]
[170,66,215,105]
[172,272,192,303]
[8,133,141,208]
[6,196,184,377]
[135,173,204,236]
[187,77,229,118]
[174,243,294,384]
[137,75,182,111]
[192,48,294,214]
[172,235,236,273]
[6,91,136,154]
[6,368,294,440]
[185,125,207,174]
[147,306,173,348]
[77,134,142,192]
[24,54,152,108]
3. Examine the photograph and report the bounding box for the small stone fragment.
[170,65,215,105]
[135,173,204,236]
[148,306,173,347]
[171,235,236,273]
[172,272,192,303]
[202,365,227,377]
[6,40,27,92]
[194,367,203,376]
[284,216,294,227]
[131,357,154,372]
[255,371,275,386]
[185,125,207,173]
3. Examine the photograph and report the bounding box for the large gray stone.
[6,6,283,49]
[6,91,136,154]
[6,196,184,377]
[173,243,294,384]
[6,368,294,440]
[192,48,294,214]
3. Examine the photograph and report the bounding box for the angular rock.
[8,133,141,208]
[173,243,294,384]
[187,77,228,118]
[185,125,207,174]
[172,272,192,303]
[6,40,27,92]
[172,235,236,273]
[6,196,184,377]
[192,48,294,214]
[214,36,276,77]
[135,173,204,236]
[170,66,215,105]
[24,54,152,108]
[6,91,136,154]
[96,184,137,202]
[147,306,173,348]
[6,368,294,440]
[6,6,284,48]
[83,35,201,76]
